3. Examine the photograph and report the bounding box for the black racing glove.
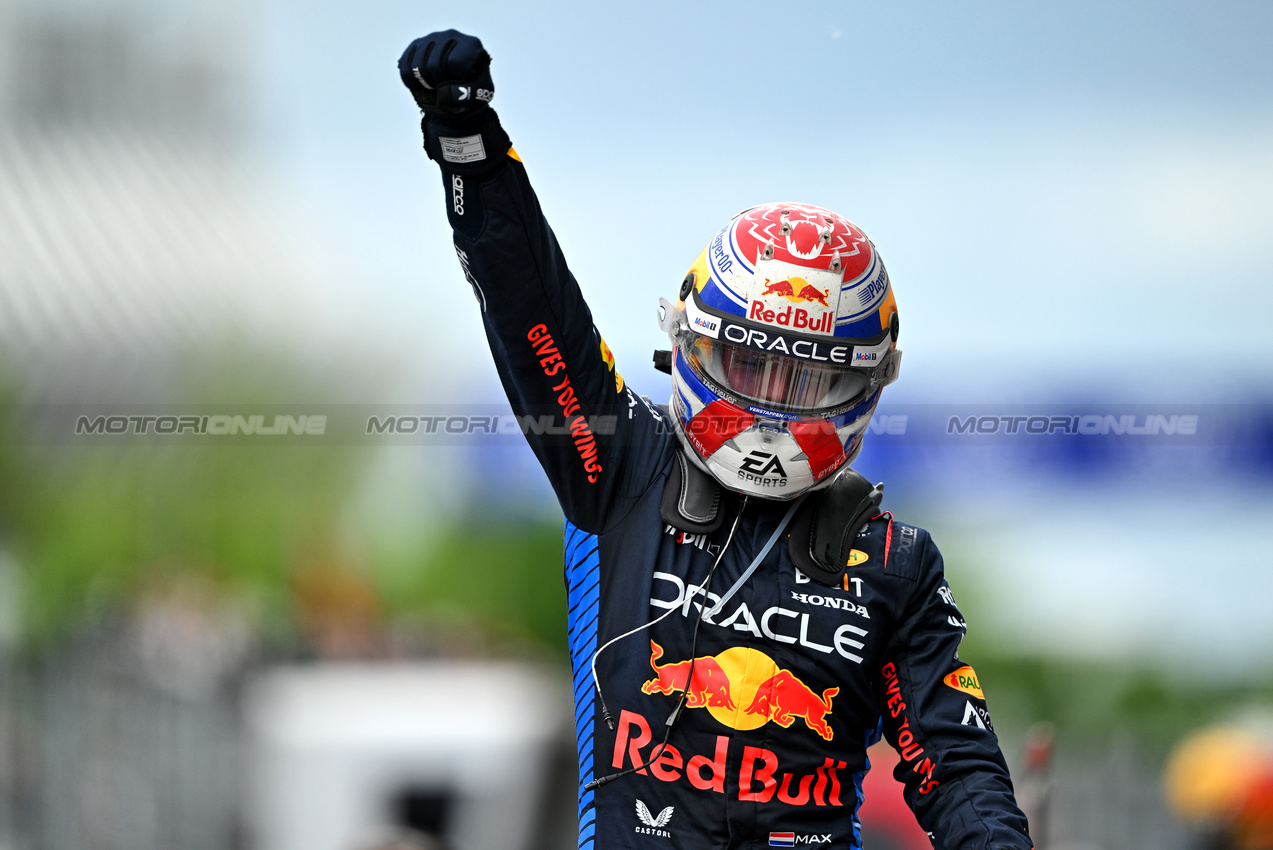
[398,29,494,116]
[399,30,511,237]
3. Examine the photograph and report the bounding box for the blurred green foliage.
[972,652,1273,757]
[6,443,366,644]
[0,352,368,646]
[375,520,567,654]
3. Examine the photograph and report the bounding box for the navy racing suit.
[413,105,1033,850]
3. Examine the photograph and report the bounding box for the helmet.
[659,202,901,499]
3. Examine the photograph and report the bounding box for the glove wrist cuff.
[422,107,512,177]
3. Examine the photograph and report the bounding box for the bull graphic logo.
[744,670,839,742]
[759,276,831,307]
[640,641,838,741]
[641,640,737,709]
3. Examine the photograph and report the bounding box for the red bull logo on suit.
[613,708,851,807]
[641,641,839,741]
[642,641,737,710]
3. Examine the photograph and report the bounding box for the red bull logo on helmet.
[746,257,842,337]
[748,275,836,334]
[642,641,839,741]
[759,277,832,308]
[695,202,893,340]
[726,203,870,338]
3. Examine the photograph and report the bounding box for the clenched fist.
[398,30,494,116]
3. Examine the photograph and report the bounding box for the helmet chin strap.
[660,449,726,535]
[786,469,885,588]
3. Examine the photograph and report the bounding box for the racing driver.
[399,29,1033,850]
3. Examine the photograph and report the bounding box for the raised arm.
[399,31,673,532]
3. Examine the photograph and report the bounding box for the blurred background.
[1,0,1271,848]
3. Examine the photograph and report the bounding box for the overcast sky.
[241,0,1273,403]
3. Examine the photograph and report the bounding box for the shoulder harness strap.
[787,469,884,587]
[660,450,724,534]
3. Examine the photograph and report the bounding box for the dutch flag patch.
[769,834,795,847]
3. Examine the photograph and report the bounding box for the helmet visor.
[682,334,870,412]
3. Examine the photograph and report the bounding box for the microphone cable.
[584,496,748,791]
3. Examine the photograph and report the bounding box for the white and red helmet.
[659,202,901,499]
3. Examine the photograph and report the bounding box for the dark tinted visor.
[683,334,869,412]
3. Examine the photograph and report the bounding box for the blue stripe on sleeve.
[565,519,601,849]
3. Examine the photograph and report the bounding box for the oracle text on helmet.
[722,325,850,364]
